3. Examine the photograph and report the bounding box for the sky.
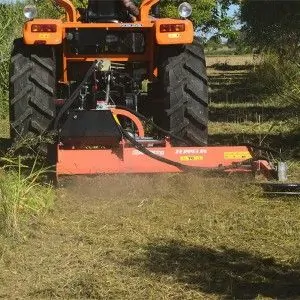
[228,4,239,18]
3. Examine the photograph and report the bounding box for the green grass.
[209,120,298,135]
[0,119,9,138]
[0,156,55,236]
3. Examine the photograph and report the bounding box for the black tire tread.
[158,38,208,145]
[9,38,56,141]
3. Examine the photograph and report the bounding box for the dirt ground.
[0,55,299,299]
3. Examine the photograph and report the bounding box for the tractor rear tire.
[157,38,208,146]
[9,38,56,145]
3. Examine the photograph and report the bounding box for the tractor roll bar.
[54,0,77,21]
[139,0,159,20]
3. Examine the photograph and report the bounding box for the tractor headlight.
[178,2,192,18]
[23,5,37,20]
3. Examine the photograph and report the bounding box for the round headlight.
[23,5,37,20]
[178,2,192,18]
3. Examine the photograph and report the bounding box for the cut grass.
[0,174,299,299]
[209,120,298,135]
[206,55,255,67]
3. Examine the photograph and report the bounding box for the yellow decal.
[180,155,203,161]
[168,33,180,39]
[224,152,252,160]
[113,114,121,125]
[38,33,50,39]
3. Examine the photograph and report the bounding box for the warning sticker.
[224,152,252,160]
[180,155,203,161]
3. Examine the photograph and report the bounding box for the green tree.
[34,0,238,40]
[159,0,239,39]
[241,0,300,60]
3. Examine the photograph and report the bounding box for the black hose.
[120,126,224,171]
[116,106,286,162]
[115,106,286,173]
[53,60,98,130]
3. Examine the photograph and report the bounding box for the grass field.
[0,55,299,299]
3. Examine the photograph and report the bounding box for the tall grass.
[248,52,300,109]
[0,4,57,237]
[0,155,54,236]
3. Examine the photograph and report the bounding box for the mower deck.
[56,140,264,175]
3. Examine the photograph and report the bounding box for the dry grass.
[206,55,255,68]
[209,120,298,135]
[0,119,9,138]
[0,174,300,299]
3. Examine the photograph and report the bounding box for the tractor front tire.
[157,38,208,146]
[9,38,56,145]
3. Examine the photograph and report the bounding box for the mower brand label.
[180,155,203,161]
[224,151,252,160]
[175,149,207,155]
[132,149,165,156]
[121,23,142,27]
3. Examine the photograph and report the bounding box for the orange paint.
[155,19,193,45]
[23,19,63,45]
[56,144,255,175]
[111,108,145,137]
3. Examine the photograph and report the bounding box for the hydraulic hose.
[115,106,285,170]
[120,126,219,171]
[53,60,98,130]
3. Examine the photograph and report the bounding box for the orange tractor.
[9,0,266,177]
[10,0,208,145]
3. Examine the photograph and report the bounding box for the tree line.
[161,0,300,60]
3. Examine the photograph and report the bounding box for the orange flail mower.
[9,0,278,182]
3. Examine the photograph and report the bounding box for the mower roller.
[9,0,282,184]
